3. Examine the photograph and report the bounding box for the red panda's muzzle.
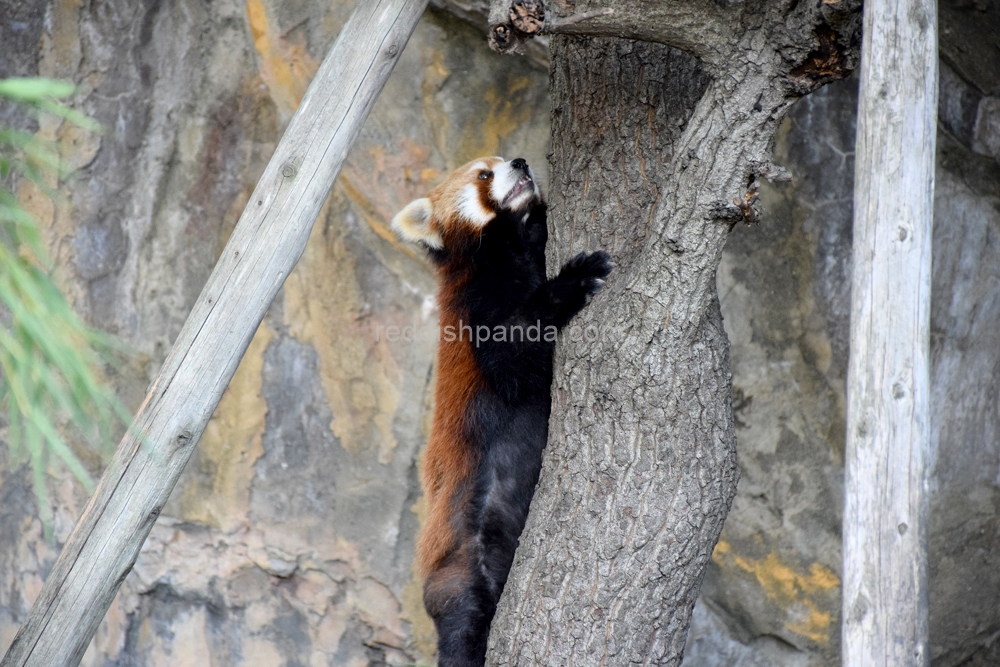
[495,157,539,212]
[502,174,534,208]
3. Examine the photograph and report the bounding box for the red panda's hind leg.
[424,551,495,667]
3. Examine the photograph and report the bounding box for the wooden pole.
[843,0,936,664]
[0,1,428,664]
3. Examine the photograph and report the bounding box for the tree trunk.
[485,2,861,664]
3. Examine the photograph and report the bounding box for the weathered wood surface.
[0,1,429,665]
[842,0,937,664]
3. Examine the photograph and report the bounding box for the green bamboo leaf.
[10,160,54,197]
[3,356,37,413]
[0,204,47,258]
[0,129,44,149]
[28,426,55,542]
[0,77,75,101]
[7,399,21,461]
[0,76,131,535]
[20,141,62,173]
[36,99,103,134]
[32,411,95,490]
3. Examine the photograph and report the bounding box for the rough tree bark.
[483,1,861,664]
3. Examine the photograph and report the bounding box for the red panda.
[392,157,611,667]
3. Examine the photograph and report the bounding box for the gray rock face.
[685,10,1000,666]
[0,0,46,133]
[0,1,547,664]
[928,134,1000,667]
[686,74,857,667]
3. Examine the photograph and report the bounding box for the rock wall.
[1,0,999,665]
[684,73,857,667]
[685,1,1000,664]
[0,1,547,665]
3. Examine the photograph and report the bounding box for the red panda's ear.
[391,198,443,250]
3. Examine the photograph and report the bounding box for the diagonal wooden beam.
[0,1,429,664]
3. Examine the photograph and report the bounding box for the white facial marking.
[490,159,540,212]
[457,183,494,226]
[490,161,518,204]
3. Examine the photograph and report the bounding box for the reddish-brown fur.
[399,156,611,666]
[417,298,480,576]
[415,158,503,577]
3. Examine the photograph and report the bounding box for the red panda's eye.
[478,171,492,181]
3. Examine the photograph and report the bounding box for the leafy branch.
[0,77,130,541]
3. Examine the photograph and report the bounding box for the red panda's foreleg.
[470,250,612,398]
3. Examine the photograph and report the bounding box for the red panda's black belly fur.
[418,202,610,667]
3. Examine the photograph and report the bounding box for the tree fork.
[485,1,861,664]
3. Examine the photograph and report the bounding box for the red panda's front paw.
[563,250,613,296]
[544,251,613,326]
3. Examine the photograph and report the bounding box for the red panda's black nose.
[511,158,528,171]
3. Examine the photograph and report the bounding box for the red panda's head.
[392,157,541,251]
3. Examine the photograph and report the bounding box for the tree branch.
[488,0,740,65]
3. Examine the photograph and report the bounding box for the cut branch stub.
[788,24,859,93]
[510,0,544,34]
[489,22,515,51]
[489,0,545,53]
